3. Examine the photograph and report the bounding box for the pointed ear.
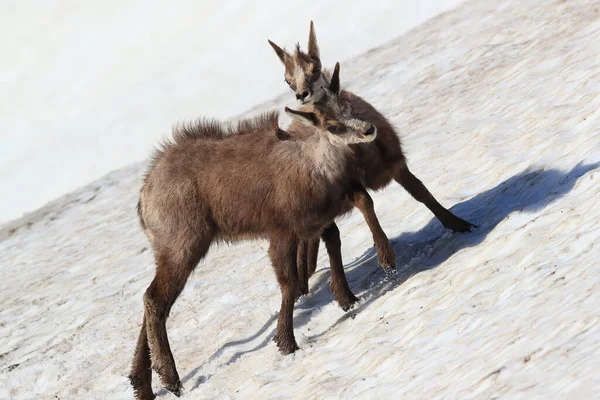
[308,21,320,60]
[276,128,296,141]
[268,40,287,64]
[329,62,340,94]
[285,107,318,126]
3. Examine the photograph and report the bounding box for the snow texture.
[1,0,600,399]
[0,0,463,223]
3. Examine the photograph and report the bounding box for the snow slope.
[0,0,464,224]
[2,0,600,398]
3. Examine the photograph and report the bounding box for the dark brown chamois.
[129,66,378,400]
[268,21,474,293]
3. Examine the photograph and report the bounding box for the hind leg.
[350,188,396,272]
[129,316,155,400]
[296,237,320,298]
[306,237,319,278]
[322,223,359,311]
[270,235,300,354]
[142,235,211,397]
[395,164,474,232]
[296,240,309,298]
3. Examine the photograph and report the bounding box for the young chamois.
[129,67,378,400]
[268,22,474,294]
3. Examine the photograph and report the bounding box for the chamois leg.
[142,238,211,397]
[296,238,320,298]
[306,237,319,278]
[270,235,300,354]
[395,165,474,232]
[129,316,155,400]
[296,240,309,298]
[322,223,359,311]
[350,188,396,273]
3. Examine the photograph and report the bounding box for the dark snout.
[356,123,377,143]
[296,90,310,102]
[364,124,376,137]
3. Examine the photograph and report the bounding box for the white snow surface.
[2,0,600,399]
[0,0,464,224]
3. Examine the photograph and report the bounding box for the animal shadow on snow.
[180,161,598,391]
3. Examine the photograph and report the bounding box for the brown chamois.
[268,21,474,294]
[129,66,377,400]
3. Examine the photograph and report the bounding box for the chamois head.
[285,62,376,145]
[268,21,328,104]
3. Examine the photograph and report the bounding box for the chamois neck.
[300,131,350,180]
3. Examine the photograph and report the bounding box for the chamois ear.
[268,40,288,64]
[285,107,319,126]
[329,62,341,95]
[308,21,320,60]
[276,128,296,141]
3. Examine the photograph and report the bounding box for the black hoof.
[339,293,359,312]
[299,283,309,296]
[446,217,476,233]
[129,374,156,400]
[275,333,300,355]
[165,381,184,398]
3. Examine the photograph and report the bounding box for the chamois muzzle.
[296,90,310,102]
[358,124,377,142]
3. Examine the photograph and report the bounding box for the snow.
[0,0,464,224]
[2,0,600,399]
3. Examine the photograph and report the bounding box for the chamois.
[268,21,474,293]
[129,65,378,399]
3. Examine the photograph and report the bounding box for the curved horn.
[329,62,340,94]
[284,107,318,126]
[268,40,288,64]
[308,21,320,60]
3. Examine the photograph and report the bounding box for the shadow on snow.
[173,161,598,393]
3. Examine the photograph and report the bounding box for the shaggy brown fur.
[128,70,378,400]
[267,21,474,294]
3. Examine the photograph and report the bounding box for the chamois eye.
[285,79,291,86]
[327,125,338,133]
[313,66,320,73]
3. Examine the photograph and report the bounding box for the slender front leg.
[349,188,396,272]
[395,164,474,232]
[321,223,359,311]
[270,235,300,354]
